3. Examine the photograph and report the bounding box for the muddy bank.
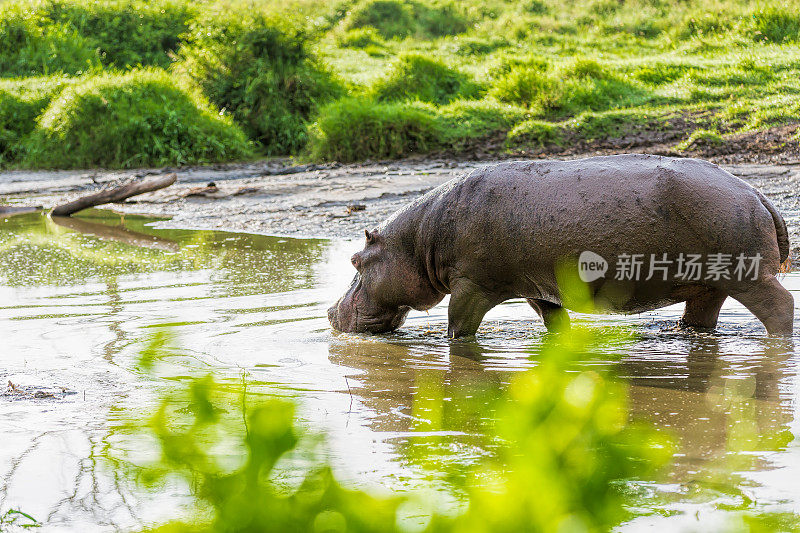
[1,155,798,262]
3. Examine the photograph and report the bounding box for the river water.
[0,210,798,531]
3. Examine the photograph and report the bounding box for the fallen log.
[51,173,177,217]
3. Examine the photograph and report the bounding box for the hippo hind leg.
[680,288,727,329]
[729,276,794,336]
[527,299,570,332]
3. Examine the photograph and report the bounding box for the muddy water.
[0,211,798,531]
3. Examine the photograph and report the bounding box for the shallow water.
[0,210,798,531]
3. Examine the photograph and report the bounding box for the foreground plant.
[0,508,41,529]
[134,328,672,532]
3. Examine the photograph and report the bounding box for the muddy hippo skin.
[328,155,794,337]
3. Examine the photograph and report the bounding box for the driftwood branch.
[51,173,177,217]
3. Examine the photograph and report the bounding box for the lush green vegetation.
[174,7,344,155]
[132,329,675,532]
[369,54,481,105]
[0,75,77,166]
[129,326,800,532]
[0,0,193,76]
[2,0,800,167]
[23,70,251,168]
[309,98,443,161]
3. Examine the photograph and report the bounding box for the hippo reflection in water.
[328,155,794,337]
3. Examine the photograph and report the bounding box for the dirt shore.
[1,155,798,263]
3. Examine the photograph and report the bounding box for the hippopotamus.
[328,155,794,337]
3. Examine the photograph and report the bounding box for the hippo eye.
[351,253,361,270]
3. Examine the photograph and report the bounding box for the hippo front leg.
[447,278,500,338]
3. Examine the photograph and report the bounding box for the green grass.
[0,0,193,76]
[675,127,724,150]
[309,0,800,161]
[490,58,652,118]
[174,6,344,155]
[507,118,562,146]
[339,0,469,40]
[751,7,800,43]
[308,98,443,161]
[22,70,252,168]
[308,97,532,161]
[335,27,384,49]
[0,75,77,166]
[3,0,800,168]
[438,99,529,147]
[369,53,482,104]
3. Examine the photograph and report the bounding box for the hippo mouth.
[327,302,410,334]
[328,273,411,334]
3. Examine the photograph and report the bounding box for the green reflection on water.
[0,210,327,294]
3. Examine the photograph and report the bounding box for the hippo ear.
[365,229,378,245]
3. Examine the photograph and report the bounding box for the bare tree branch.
[51,174,177,217]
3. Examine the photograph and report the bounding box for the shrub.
[175,8,344,155]
[489,55,549,78]
[522,0,548,15]
[414,1,469,38]
[507,118,561,146]
[0,0,193,76]
[750,7,800,43]
[494,58,650,119]
[451,36,509,56]
[633,63,689,85]
[489,62,561,109]
[22,70,252,169]
[439,99,529,146]
[568,58,607,79]
[335,26,384,48]
[0,93,37,166]
[341,0,468,40]
[308,98,443,162]
[44,0,194,69]
[0,4,100,77]
[589,0,618,16]
[0,76,76,166]
[370,53,482,105]
[342,0,414,39]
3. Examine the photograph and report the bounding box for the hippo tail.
[755,189,790,269]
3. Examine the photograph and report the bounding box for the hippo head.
[328,229,442,334]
